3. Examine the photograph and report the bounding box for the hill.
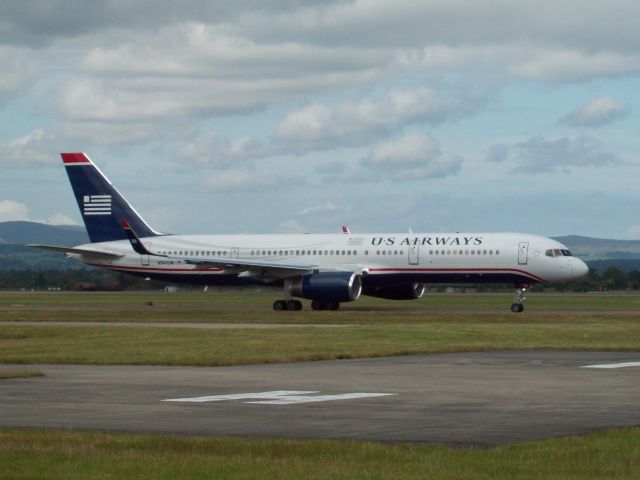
[0,221,90,270]
[554,235,640,260]
[0,221,88,246]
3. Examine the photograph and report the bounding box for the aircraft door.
[408,244,420,265]
[518,242,529,265]
[231,247,239,259]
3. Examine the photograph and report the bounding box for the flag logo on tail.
[83,195,112,216]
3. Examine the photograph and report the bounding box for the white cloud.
[275,218,306,233]
[0,46,37,102]
[362,132,463,181]
[0,130,60,168]
[45,213,79,226]
[0,200,30,222]
[0,200,78,225]
[561,96,630,127]
[485,135,621,173]
[171,131,269,171]
[511,49,640,82]
[276,87,468,151]
[627,225,640,240]
[201,169,279,192]
[300,203,348,216]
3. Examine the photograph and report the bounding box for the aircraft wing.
[119,218,317,278]
[26,244,124,259]
[182,257,318,277]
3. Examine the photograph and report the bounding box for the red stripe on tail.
[61,152,91,164]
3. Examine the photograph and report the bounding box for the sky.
[1,0,639,239]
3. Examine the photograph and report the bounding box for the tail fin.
[62,152,162,243]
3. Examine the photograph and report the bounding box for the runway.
[1,351,639,447]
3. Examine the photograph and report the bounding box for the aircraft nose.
[574,259,589,278]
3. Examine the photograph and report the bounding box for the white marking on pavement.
[163,390,397,405]
[580,361,640,369]
[247,393,396,405]
[163,391,316,403]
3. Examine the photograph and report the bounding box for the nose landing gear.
[511,286,528,313]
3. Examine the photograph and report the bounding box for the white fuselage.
[69,231,589,287]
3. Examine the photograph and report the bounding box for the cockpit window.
[546,248,574,258]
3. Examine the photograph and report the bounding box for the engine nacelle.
[289,272,362,302]
[363,282,426,300]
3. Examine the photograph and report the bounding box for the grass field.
[3,289,640,314]
[1,291,639,478]
[1,428,639,480]
[1,291,639,366]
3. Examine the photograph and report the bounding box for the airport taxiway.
[1,351,639,446]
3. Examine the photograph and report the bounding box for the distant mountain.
[553,235,640,261]
[0,221,90,271]
[0,221,88,246]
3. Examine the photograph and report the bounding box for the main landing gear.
[511,286,528,313]
[310,300,340,311]
[273,299,303,311]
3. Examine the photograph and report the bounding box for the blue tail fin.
[62,152,162,243]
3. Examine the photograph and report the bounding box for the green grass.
[1,428,639,479]
[1,314,638,366]
[0,369,43,380]
[1,291,639,366]
[2,290,640,315]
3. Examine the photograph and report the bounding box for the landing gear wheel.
[286,300,303,311]
[511,285,528,313]
[273,300,286,311]
[311,300,340,311]
[326,301,340,311]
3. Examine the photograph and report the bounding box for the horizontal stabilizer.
[26,244,124,259]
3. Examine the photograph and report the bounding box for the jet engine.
[288,272,362,302]
[363,282,426,300]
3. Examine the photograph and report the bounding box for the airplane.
[28,152,589,312]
